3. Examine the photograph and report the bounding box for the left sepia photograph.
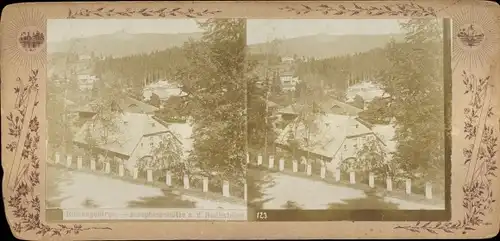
[45,19,248,221]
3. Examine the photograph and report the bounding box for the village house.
[72,112,189,174]
[279,71,301,92]
[73,95,159,121]
[281,56,294,65]
[77,74,99,91]
[78,54,92,62]
[143,80,187,102]
[274,113,386,173]
[277,98,363,122]
[345,81,388,104]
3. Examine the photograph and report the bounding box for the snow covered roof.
[275,113,373,158]
[143,80,187,100]
[371,124,397,153]
[278,99,362,116]
[74,96,159,114]
[73,112,171,157]
[346,81,388,103]
[166,122,194,159]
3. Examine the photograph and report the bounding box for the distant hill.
[47,31,203,57]
[48,31,405,60]
[248,34,406,59]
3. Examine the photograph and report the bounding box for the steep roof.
[278,98,362,116]
[167,122,194,159]
[73,112,170,157]
[275,113,373,158]
[74,95,159,114]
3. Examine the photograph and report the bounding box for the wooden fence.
[50,152,247,201]
[248,152,436,200]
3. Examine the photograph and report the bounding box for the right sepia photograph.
[245,18,452,221]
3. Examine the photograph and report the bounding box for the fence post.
[90,158,96,171]
[257,155,263,166]
[222,180,230,197]
[66,155,72,168]
[306,163,312,176]
[335,169,341,182]
[292,160,298,172]
[320,161,326,179]
[133,167,139,179]
[405,179,412,195]
[77,156,83,170]
[166,171,172,186]
[55,152,60,164]
[147,169,153,183]
[118,164,124,177]
[350,171,356,184]
[183,174,190,189]
[246,153,250,164]
[279,158,285,171]
[369,172,375,188]
[105,162,111,174]
[425,182,433,199]
[268,155,275,169]
[386,176,392,191]
[203,177,209,192]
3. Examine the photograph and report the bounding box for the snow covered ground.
[261,173,366,209]
[46,167,246,210]
[260,172,444,210]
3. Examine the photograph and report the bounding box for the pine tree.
[173,19,247,183]
[376,19,445,183]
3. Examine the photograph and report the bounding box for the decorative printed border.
[67,7,222,18]
[2,1,498,239]
[278,2,437,16]
[394,72,497,234]
[5,70,112,236]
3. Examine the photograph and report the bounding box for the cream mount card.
[1,0,500,239]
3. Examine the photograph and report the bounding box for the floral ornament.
[447,2,500,71]
[395,72,497,234]
[2,8,45,70]
[6,70,112,236]
[279,2,436,16]
[67,7,221,18]
[5,70,40,188]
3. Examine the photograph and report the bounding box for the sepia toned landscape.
[44,17,450,222]
[45,19,248,220]
[245,19,449,216]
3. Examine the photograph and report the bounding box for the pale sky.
[247,19,405,45]
[47,19,406,44]
[47,19,204,42]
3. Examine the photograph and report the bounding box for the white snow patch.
[261,173,367,209]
